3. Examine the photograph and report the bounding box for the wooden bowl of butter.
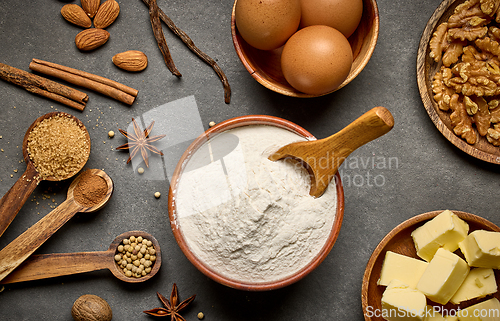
[168,115,345,291]
[362,210,500,320]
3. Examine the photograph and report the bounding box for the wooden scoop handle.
[0,250,114,284]
[310,106,394,196]
[269,107,394,197]
[0,198,82,282]
[0,162,41,238]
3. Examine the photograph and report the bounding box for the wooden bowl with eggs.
[231,0,379,98]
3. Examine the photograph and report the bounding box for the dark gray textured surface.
[0,0,499,320]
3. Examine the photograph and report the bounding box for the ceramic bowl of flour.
[168,115,345,291]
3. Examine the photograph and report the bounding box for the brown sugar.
[27,114,89,180]
[73,170,107,207]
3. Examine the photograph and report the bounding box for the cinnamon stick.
[148,0,182,77]
[0,62,88,111]
[141,0,231,104]
[29,59,139,106]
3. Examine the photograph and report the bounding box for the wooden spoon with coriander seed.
[0,169,112,282]
[1,230,161,284]
[268,107,394,198]
[0,111,91,238]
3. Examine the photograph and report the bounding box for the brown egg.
[299,0,363,38]
[281,25,353,95]
[235,0,301,50]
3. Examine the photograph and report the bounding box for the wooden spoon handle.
[0,198,82,282]
[321,106,394,161]
[308,107,393,197]
[0,250,113,284]
[0,162,41,238]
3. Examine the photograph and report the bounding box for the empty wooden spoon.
[269,107,394,197]
[0,168,112,282]
[0,111,91,237]
[1,230,161,284]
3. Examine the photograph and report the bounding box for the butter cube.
[459,230,500,269]
[457,297,500,321]
[378,251,429,288]
[424,306,446,321]
[381,279,427,321]
[411,210,469,261]
[416,248,470,305]
[450,268,498,304]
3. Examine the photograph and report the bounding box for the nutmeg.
[71,294,112,321]
[112,50,148,72]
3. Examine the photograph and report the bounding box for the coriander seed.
[198,312,205,319]
[108,130,115,138]
[154,192,161,198]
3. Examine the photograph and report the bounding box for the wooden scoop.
[269,107,394,197]
[0,111,91,238]
[0,231,161,284]
[0,169,112,282]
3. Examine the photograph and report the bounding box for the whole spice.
[27,114,90,180]
[0,62,88,111]
[148,0,181,77]
[112,50,148,72]
[81,0,101,18]
[94,0,120,29]
[116,118,166,167]
[71,294,113,321]
[61,4,92,28]
[115,235,156,278]
[75,28,110,51]
[142,0,231,103]
[143,283,196,320]
[73,169,108,207]
[29,59,138,105]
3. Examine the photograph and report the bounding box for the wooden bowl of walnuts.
[417,0,500,164]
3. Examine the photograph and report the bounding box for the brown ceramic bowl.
[168,115,345,291]
[231,0,379,97]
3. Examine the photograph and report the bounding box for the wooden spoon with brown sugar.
[0,169,113,282]
[0,111,91,237]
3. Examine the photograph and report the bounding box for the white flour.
[174,125,337,283]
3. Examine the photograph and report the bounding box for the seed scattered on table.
[138,167,144,174]
[154,192,161,198]
[108,130,115,138]
[198,312,205,319]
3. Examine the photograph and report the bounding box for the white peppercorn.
[116,235,157,278]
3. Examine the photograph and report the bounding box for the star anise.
[143,283,196,320]
[116,118,166,167]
